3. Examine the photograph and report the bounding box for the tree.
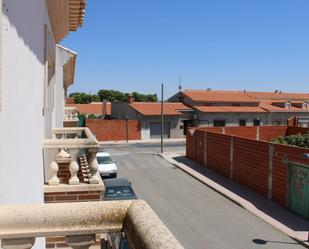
[69,92,92,104]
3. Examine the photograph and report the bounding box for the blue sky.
[62,0,309,99]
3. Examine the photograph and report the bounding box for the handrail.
[0,200,184,249]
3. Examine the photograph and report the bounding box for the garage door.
[150,122,170,138]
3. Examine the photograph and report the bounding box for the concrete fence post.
[222,127,225,134]
[256,126,260,140]
[230,137,234,179]
[268,144,274,199]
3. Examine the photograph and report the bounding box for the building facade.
[168,90,309,127]
[112,98,192,139]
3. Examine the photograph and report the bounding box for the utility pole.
[161,83,164,154]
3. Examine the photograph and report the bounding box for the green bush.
[273,133,309,148]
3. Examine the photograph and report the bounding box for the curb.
[158,153,309,248]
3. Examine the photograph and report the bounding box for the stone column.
[87,148,100,184]
[1,238,35,249]
[65,234,96,249]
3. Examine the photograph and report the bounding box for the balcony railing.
[64,107,79,122]
[43,128,100,186]
[0,200,184,249]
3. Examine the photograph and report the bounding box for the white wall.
[197,112,268,127]
[0,1,57,247]
[53,46,72,129]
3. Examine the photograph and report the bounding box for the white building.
[0,0,85,247]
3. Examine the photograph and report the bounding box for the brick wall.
[286,126,309,136]
[259,126,287,141]
[225,126,257,139]
[63,120,79,127]
[57,162,85,184]
[186,125,309,208]
[44,190,101,203]
[86,119,141,141]
[233,137,269,196]
[206,132,231,177]
[186,129,195,160]
[44,190,102,248]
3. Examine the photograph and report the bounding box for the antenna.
[178,74,182,91]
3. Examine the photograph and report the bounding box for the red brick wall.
[86,119,141,141]
[63,120,78,127]
[44,190,101,203]
[195,130,205,165]
[286,126,309,136]
[44,190,102,248]
[56,163,85,184]
[206,133,231,177]
[259,126,287,141]
[186,129,195,160]
[186,125,309,208]
[225,126,257,139]
[233,137,269,196]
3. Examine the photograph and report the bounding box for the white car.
[96,151,117,178]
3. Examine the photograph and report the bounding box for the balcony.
[64,107,79,127]
[43,127,103,197]
[0,200,184,249]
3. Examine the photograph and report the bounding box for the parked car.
[97,151,117,178]
[103,178,137,201]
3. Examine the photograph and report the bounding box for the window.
[239,119,246,126]
[213,120,226,127]
[253,118,261,126]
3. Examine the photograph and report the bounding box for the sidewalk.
[160,151,309,248]
[99,138,185,146]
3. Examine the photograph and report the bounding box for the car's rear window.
[105,186,134,197]
[97,156,114,164]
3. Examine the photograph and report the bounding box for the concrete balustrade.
[43,128,100,186]
[0,200,184,249]
[64,107,79,122]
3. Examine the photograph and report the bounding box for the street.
[101,142,304,249]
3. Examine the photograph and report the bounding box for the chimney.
[128,94,134,104]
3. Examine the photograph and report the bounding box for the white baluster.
[65,234,96,249]
[69,160,80,185]
[69,149,80,185]
[48,161,59,185]
[88,149,99,184]
[1,238,35,249]
[73,110,78,120]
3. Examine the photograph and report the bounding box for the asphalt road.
[102,142,304,249]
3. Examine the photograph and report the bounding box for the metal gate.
[150,122,170,138]
[289,163,309,219]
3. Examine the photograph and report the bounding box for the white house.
[0,0,85,247]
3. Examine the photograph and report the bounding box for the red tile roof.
[130,102,191,116]
[259,102,309,112]
[183,90,258,103]
[194,106,267,113]
[246,91,309,101]
[67,103,111,115]
[182,90,309,102]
